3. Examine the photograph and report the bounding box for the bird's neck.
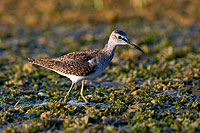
[102,42,117,59]
[94,42,117,69]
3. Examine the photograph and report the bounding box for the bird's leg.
[64,82,75,103]
[80,80,89,103]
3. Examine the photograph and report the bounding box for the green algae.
[0,0,200,132]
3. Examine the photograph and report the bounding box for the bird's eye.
[118,36,122,39]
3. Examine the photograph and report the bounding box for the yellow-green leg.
[64,82,75,103]
[80,80,89,103]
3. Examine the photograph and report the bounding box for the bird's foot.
[80,94,89,104]
[64,95,69,104]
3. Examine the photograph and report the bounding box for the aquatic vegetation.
[0,0,200,132]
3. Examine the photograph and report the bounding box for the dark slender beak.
[127,40,144,54]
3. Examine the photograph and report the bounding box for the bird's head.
[109,30,143,53]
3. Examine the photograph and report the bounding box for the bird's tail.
[28,58,42,65]
[28,58,50,68]
[28,57,36,64]
[28,57,63,72]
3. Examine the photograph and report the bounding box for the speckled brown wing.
[28,58,96,76]
[52,49,100,62]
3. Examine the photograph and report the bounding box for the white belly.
[54,70,102,83]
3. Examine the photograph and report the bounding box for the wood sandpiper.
[28,30,143,103]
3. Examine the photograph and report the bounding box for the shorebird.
[28,30,143,103]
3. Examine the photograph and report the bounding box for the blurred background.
[1,0,200,26]
[0,0,200,57]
